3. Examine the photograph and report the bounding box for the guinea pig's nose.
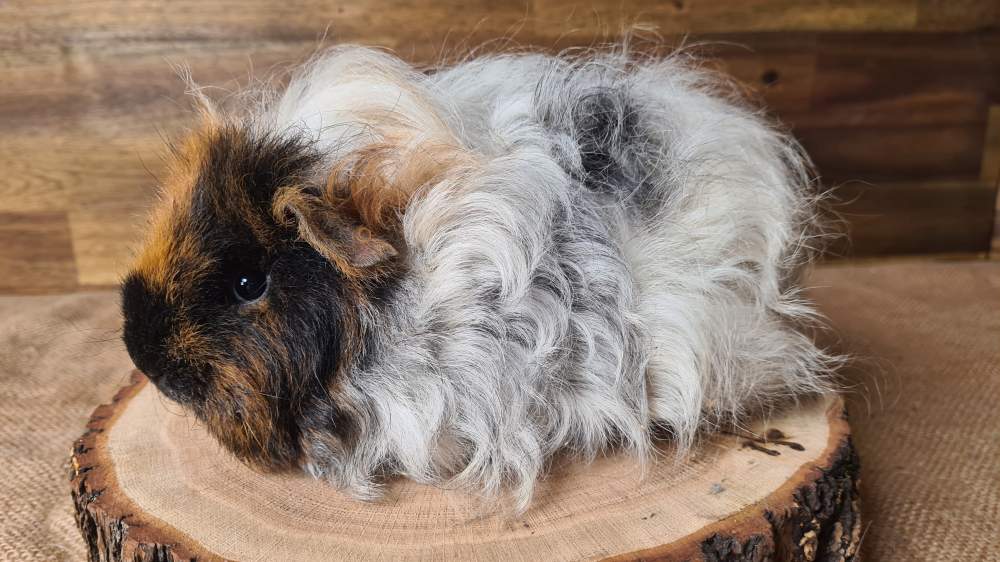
[122,344,163,382]
[145,365,197,403]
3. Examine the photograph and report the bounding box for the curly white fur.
[255,45,837,511]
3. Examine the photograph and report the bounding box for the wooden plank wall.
[1,0,999,294]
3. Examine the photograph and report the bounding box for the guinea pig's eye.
[232,271,268,303]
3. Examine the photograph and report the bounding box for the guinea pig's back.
[434,51,836,447]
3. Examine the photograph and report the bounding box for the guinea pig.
[121,45,838,511]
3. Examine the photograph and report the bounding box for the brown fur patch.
[166,321,209,363]
[326,137,472,232]
[273,132,472,280]
[200,330,296,470]
[202,360,287,468]
[192,286,368,471]
[132,119,223,300]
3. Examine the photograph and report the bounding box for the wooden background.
[2,0,999,294]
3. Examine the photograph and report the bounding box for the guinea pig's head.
[121,121,401,470]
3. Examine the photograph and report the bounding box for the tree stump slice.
[71,372,861,561]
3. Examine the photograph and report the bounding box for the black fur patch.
[121,273,211,404]
[572,89,644,195]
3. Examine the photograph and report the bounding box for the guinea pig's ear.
[273,187,398,274]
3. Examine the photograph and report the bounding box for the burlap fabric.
[811,260,1000,561]
[0,292,130,561]
[0,260,997,561]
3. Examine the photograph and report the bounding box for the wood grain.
[799,124,987,182]
[794,31,996,183]
[71,373,860,561]
[0,212,78,294]
[1,1,999,293]
[916,0,1000,31]
[68,207,145,287]
[6,0,994,48]
[827,180,996,257]
[531,0,921,35]
[983,106,1000,257]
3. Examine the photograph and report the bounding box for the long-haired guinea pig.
[121,45,838,511]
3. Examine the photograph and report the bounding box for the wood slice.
[71,372,860,561]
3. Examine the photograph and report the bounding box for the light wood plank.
[68,206,146,287]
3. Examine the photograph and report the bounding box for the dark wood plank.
[916,0,999,31]
[983,106,1000,186]
[527,0,918,35]
[799,123,987,183]
[0,212,78,293]
[790,31,998,183]
[828,180,996,257]
[983,106,1000,258]
[810,32,1000,108]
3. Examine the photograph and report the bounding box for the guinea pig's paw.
[302,454,386,502]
